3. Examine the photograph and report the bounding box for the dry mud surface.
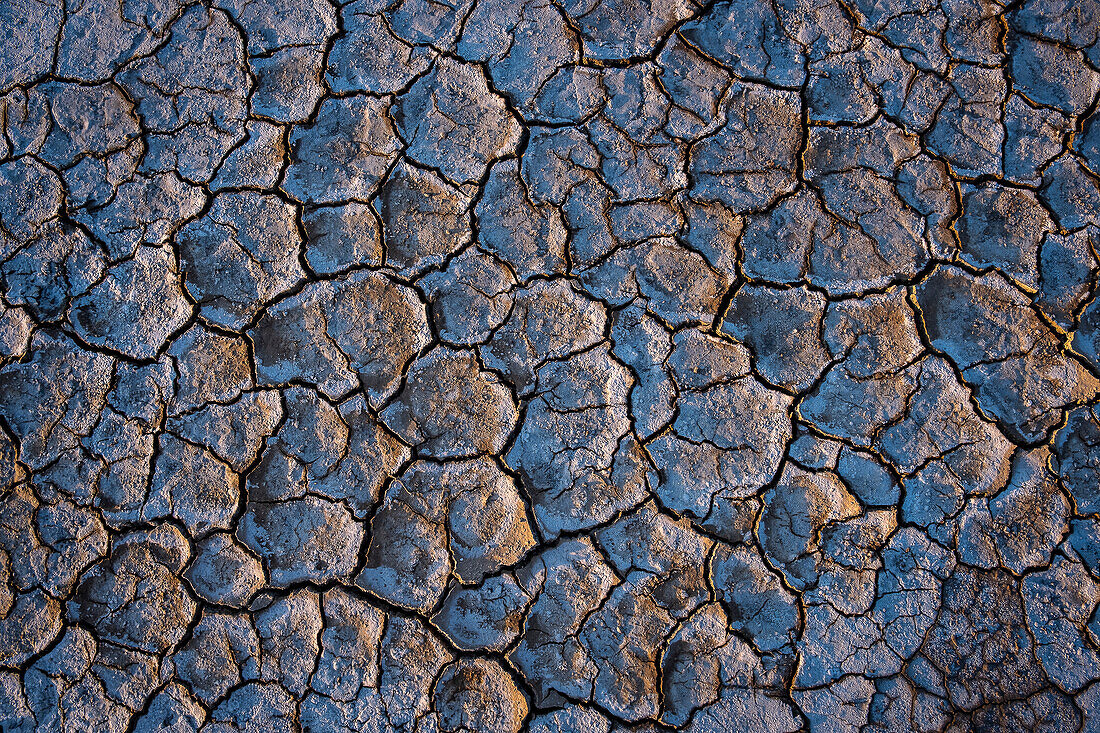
[2,0,1100,730]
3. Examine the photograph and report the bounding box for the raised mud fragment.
[118,6,250,183]
[211,120,286,192]
[432,574,531,652]
[723,284,830,392]
[68,525,196,655]
[238,495,363,587]
[217,0,335,122]
[509,538,617,706]
[689,82,801,212]
[710,543,800,654]
[167,325,254,412]
[458,0,577,112]
[1,0,62,91]
[68,245,193,360]
[206,682,297,733]
[357,457,534,611]
[177,192,305,330]
[916,265,1099,443]
[421,250,516,346]
[74,172,207,260]
[185,532,266,609]
[480,279,605,394]
[475,158,569,279]
[250,270,430,403]
[374,161,474,276]
[329,3,434,95]
[649,329,792,530]
[958,447,1070,574]
[173,611,260,705]
[581,237,730,326]
[282,96,402,205]
[508,344,650,538]
[681,0,805,87]
[146,434,239,537]
[0,331,113,471]
[433,658,528,733]
[395,57,522,185]
[301,202,384,275]
[381,347,519,459]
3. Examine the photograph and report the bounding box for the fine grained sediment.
[2,0,1100,730]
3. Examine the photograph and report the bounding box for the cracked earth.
[1,0,1100,730]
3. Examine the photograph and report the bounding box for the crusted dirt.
[2,0,1100,730]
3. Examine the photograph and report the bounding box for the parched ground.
[1,0,1100,730]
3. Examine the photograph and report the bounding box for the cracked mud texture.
[3,0,1100,732]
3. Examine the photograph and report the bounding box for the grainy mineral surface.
[1,0,1100,731]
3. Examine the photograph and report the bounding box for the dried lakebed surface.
[2,0,1100,730]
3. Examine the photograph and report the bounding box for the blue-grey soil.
[2,0,1100,730]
